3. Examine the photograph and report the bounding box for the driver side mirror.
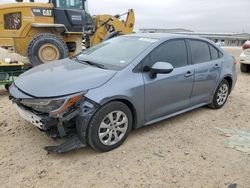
[149,62,174,79]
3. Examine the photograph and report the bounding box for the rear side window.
[209,44,219,60]
[209,44,223,60]
[189,40,210,64]
[149,39,188,68]
[219,51,223,58]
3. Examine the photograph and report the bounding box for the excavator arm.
[89,9,135,47]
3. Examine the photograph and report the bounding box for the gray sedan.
[9,33,237,153]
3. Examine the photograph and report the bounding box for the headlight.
[21,94,83,116]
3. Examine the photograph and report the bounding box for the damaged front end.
[9,84,100,153]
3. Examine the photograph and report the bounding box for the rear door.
[143,39,194,122]
[188,39,223,105]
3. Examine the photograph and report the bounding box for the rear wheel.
[28,33,68,66]
[209,79,230,109]
[87,101,132,152]
[240,64,248,72]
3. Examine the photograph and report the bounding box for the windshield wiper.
[75,57,107,69]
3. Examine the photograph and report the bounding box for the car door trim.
[145,102,207,126]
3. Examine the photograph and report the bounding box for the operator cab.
[50,0,93,32]
[15,0,93,32]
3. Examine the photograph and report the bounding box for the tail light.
[242,41,250,50]
[243,44,250,50]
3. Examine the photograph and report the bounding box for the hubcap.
[217,83,229,106]
[98,111,128,146]
[38,43,60,63]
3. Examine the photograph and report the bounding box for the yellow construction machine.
[0,0,135,66]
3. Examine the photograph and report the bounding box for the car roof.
[126,32,206,41]
[124,32,224,53]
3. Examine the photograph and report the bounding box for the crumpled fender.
[76,99,100,144]
[44,99,100,154]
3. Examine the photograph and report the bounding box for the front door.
[143,39,194,122]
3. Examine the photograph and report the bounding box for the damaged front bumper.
[15,104,45,130]
[10,90,100,153]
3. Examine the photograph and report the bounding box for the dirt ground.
[0,47,249,188]
[0,48,28,63]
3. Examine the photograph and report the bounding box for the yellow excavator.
[0,0,135,66]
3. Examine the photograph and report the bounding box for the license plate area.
[15,104,44,129]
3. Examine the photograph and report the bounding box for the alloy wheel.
[98,110,128,146]
[216,83,229,106]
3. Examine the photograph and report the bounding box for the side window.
[189,40,210,64]
[149,39,188,68]
[56,0,83,9]
[4,12,22,30]
[209,44,219,60]
[209,44,223,60]
[219,51,223,58]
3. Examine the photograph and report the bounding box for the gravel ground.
[0,47,249,188]
[0,48,28,64]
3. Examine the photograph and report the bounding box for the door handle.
[214,64,220,69]
[184,71,194,77]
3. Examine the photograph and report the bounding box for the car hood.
[14,59,117,98]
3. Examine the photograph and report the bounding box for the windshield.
[76,36,158,70]
[55,0,85,9]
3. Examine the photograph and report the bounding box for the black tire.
[87,101,132,152]
[209,79,230,109]
[4,84,10,91]
[240,63,249,73]
[28,33,68,66]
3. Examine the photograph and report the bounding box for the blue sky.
[1,0,250,33]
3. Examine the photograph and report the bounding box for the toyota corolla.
[9,33,237,153]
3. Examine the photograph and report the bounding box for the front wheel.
[87,101,132,152]
[209,79,230,109]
